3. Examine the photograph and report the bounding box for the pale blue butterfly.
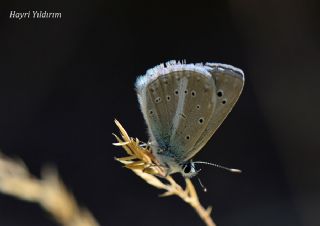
[135,60,244,178]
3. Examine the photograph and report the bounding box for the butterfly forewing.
[167,71,216,161]
[136,68,216,161]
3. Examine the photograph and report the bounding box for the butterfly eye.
[183,163,192,174]
[182,162,196,176]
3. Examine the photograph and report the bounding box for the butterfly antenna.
[188,162,207,192]
[197,176,207,192]
[193,161,242,173]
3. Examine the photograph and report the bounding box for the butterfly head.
[152,147,200,178]
[180,160,199,178]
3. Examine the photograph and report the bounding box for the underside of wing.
[135,61,216,162]
[135,61,244,165]
[165,71,216,161]
[185,63,244,160]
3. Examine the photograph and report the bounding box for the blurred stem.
[0,153,99,226]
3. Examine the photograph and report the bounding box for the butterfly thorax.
[151,145,197,177]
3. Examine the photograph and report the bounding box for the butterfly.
[135,61,244,178]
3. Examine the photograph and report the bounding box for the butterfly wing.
[135,62,216,164]
[179,63,245,161]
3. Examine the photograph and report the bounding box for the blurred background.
[0,0,319,225]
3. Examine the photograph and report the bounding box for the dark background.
[0,0,319,226]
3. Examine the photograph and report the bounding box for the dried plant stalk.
[113,119,216,226]
[0,153,99,226]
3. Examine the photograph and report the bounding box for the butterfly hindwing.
[184,64,244,161]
